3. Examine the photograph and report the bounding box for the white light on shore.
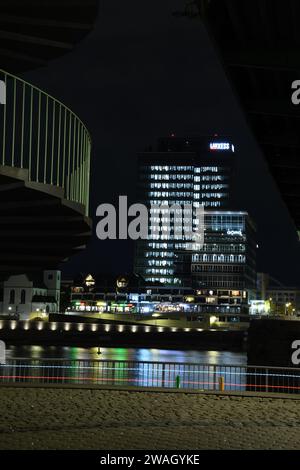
[91,324,97,332]
[10,321,17,330]
[78,324,84,332]
[105,325,111,332]
[64,323,70,331]
[118,325,124,333]
[50,323,57,331]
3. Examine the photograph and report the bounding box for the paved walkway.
[0,387,299,449]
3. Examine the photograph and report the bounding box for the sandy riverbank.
[0,386,299,450]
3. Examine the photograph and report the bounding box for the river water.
[6,345,247,365]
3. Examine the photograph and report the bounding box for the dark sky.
[23,0,300,286]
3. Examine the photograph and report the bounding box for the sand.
[0,386,299,450]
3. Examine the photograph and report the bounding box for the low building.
[255,273,300,315]
[66,273,254,317]
[0,271,61,320]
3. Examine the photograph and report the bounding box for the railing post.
[21,81,25,169]
[44,95,49,183]
[219,376,225,392]
[11,77,16,167]
[28,86,33,181]
[162,363,165,388]
[213,365,217,391]
[1,72,6,165]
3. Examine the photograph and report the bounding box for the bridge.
[0,0,98,72]
[186,0,300,236]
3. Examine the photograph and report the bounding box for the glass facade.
[191,212,257,291]
[135,137,251,289]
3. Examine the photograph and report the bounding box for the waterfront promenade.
[0,386,299,450]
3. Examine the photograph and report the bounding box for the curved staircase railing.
[0,68,91,216]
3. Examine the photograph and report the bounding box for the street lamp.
[285,302,292,316]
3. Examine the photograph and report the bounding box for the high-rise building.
[191,211,257,311]
[134,136,256,295]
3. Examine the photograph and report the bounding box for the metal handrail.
[1,358,300,393]
[4,357,247,366]
[5,357,300,372]
[0,68,91,215]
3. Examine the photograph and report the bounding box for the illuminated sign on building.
[209,142,235,152]
[227,230,243,236]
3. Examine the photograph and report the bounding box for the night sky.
[23,0,300,286]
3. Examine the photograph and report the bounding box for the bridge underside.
[197,0,300,233]
[0,0,99,72]
[0,166,92,277]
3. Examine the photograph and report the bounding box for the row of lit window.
[149,192,194,198]
[146,269,174,275]
[206,215,245,223]
[148,235,195,241]
[149,227,192,234]
[150,183,194,189]
[145,277,181,284]
[147,175,193,181]
[194,176,226,182]
[194,185,228,191]
[147,261,173,267]
[145,252,174,258]
[193,202,223,208]
[149,200,194,206]
[192,266,244,273]
[194,167,222,173]
[147,243,173,249]
[145,166,230,174]
[192,254,246,263]
[148,183,228,191]
[150,166,193,172]
[146,243,190,250]
[150,209,193,216]
[194,193,227,199]
[196,244,246,253]
[150,217,193,224]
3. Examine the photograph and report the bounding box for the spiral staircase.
[0,0,99,277]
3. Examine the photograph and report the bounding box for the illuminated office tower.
[134,136,237,286]
[191,211,257,311]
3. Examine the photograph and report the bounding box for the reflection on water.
[6,345,246,365]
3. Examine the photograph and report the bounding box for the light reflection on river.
[6,345,246,365]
